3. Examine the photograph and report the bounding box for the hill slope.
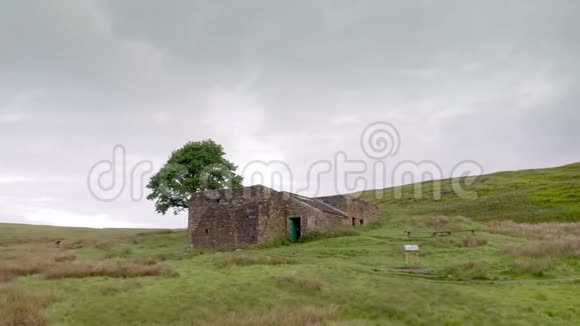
[0,223,161,246]
[360,162,580,222]
[1,162,579,324]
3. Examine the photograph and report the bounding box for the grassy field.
[1,163,579,325]
[360,162,580,223]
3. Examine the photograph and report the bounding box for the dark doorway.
[360,219,364,225]
[289,217,301,242]
[352,217,356,226]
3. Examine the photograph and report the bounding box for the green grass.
[0,223,162,246]
[360,162,580,222]
[7,226,577,325]
[1,162,579,325]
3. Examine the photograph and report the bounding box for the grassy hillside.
[1,163,579,325]
[360,162,580,222]
[0,223,162,246]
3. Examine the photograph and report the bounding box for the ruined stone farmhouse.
[188,185,379,248]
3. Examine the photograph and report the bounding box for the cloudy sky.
[1,0,578,228]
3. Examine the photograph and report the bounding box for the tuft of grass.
[0,248,174,281]
[463,235,488,247]
[99,281,143,296]
[0,286,59,326]
[215,254,295,267]
[275,273,324,291]
[508,238,580,258]
[255,237,293,249]
[41,260,175,279]
[431,235,488,248]
[207,305,339,326]
[0,254,52,282]
[298,229,360,243]
[153,250,206,261]
[135,230,177,236]
[512,257,555,276]
[488,221,580,239]
[60,240,92,250]
[103,247,135,259]
[408,215,467,229]
[443,261,490,280]
[53,253,77,263]
[132,256,162,266]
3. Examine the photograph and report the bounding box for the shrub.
[275,273,324,291]
[41,260,174,279]
[512,257,554,276]
[0,286,59,326]
[215,254,295,267]
[443,261,490,280]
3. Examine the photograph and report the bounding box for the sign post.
[403,244,420,265]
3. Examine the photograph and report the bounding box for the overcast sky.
[1,0,579,228]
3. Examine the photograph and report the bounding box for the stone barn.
[188,185,379,248]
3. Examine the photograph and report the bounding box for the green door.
[289,217,301,242]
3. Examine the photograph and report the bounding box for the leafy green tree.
[147,139,243,215]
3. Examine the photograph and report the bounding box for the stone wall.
[189,185,276,248]
[284,198,347,237]
[315,195,380,226]
[255,191,289,244]
[188,185,379,248]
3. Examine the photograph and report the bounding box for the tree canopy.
[146,139,243,215]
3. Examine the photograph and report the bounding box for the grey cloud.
[0,0,579,227]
